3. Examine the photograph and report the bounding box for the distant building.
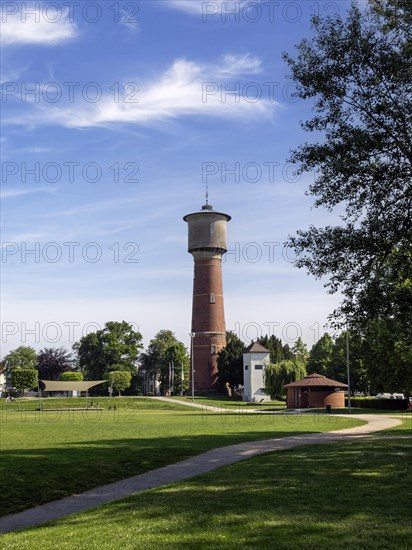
[242,342,271,402]
[140,370,161,396]
[284,372,347,409]
[0,365,6,397]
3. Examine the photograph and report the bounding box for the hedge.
[345,397,409,410]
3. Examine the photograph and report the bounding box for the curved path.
[0,414,402,534]
[154,395,282,413]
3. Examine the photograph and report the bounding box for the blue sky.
[1,0,351,357]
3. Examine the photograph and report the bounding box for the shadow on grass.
[1,420,341,517]
[9,436,411,550]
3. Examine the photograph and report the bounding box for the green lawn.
[2,420,410,549]
[0,396,191,411]
[0,397,363,515]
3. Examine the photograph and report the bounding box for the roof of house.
[244,342,270,354]
[284,372,348,388]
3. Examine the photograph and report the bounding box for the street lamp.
[346,320,352,413]
[189,332,195,402]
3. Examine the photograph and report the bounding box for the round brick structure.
[284,373,348,409]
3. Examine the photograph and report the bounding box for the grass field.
[1,417,410,549]
[0,397,363,516]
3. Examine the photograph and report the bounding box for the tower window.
[210,293,215,303]
[245,365,249,370]
[255,365,263,370]
[211,345,217,355]
[210,222,215,235]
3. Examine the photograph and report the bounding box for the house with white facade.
[0,365,6,397]
[242,342,271,402]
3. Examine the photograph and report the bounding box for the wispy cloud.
[118,6,139,30]
[215,53,262,76]
[0,187,56,199]
[166,1,253,15]
[1,7,78,46]
[0,68,25,83]
[4,54,278,129]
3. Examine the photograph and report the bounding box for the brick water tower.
[184,198,231,392]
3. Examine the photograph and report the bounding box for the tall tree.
[4,346,37,371]
[282,343,294,361]
[164,341,190,395]
[75,321,143,380]
[37,347,74,380]
[284,0,412,390]
[217,331,246,388]
[292,337,309,366]
[328,331,369,395]
[307,333,334,375]
[140,330,189,395]
[257,335,285,364]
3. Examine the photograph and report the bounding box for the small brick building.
[284,373,348,409]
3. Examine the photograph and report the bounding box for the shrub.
[59,371,83,381]
[104,371,132,396]
[346,397,408,410]
[12,369,38,396]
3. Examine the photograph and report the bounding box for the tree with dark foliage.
[37,347,74,380]
[217,331,246,389]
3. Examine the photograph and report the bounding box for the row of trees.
[2,322,189,396]
[3,323,406,397]
[218,328,407,398]
[3,324,310,397]
[307,333,369,393]
[217,332,310,398]
[2,346,78,395]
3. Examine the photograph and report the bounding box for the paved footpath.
[153,396,294,413]
[153,396,312,414]
[0,413,402,534]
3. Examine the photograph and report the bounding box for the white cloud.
[216,53,262,76]
[4,54,278,128]
[1,7,77,46]
[0,187,56,199]
[166,1,253,15]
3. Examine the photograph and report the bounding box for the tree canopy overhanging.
[284,0,412,390]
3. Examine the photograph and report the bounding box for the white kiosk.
[242,342,271,402]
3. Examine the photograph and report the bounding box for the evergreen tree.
[217,331,246,388]
[292,337,309,366]
[257,335,284,364]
